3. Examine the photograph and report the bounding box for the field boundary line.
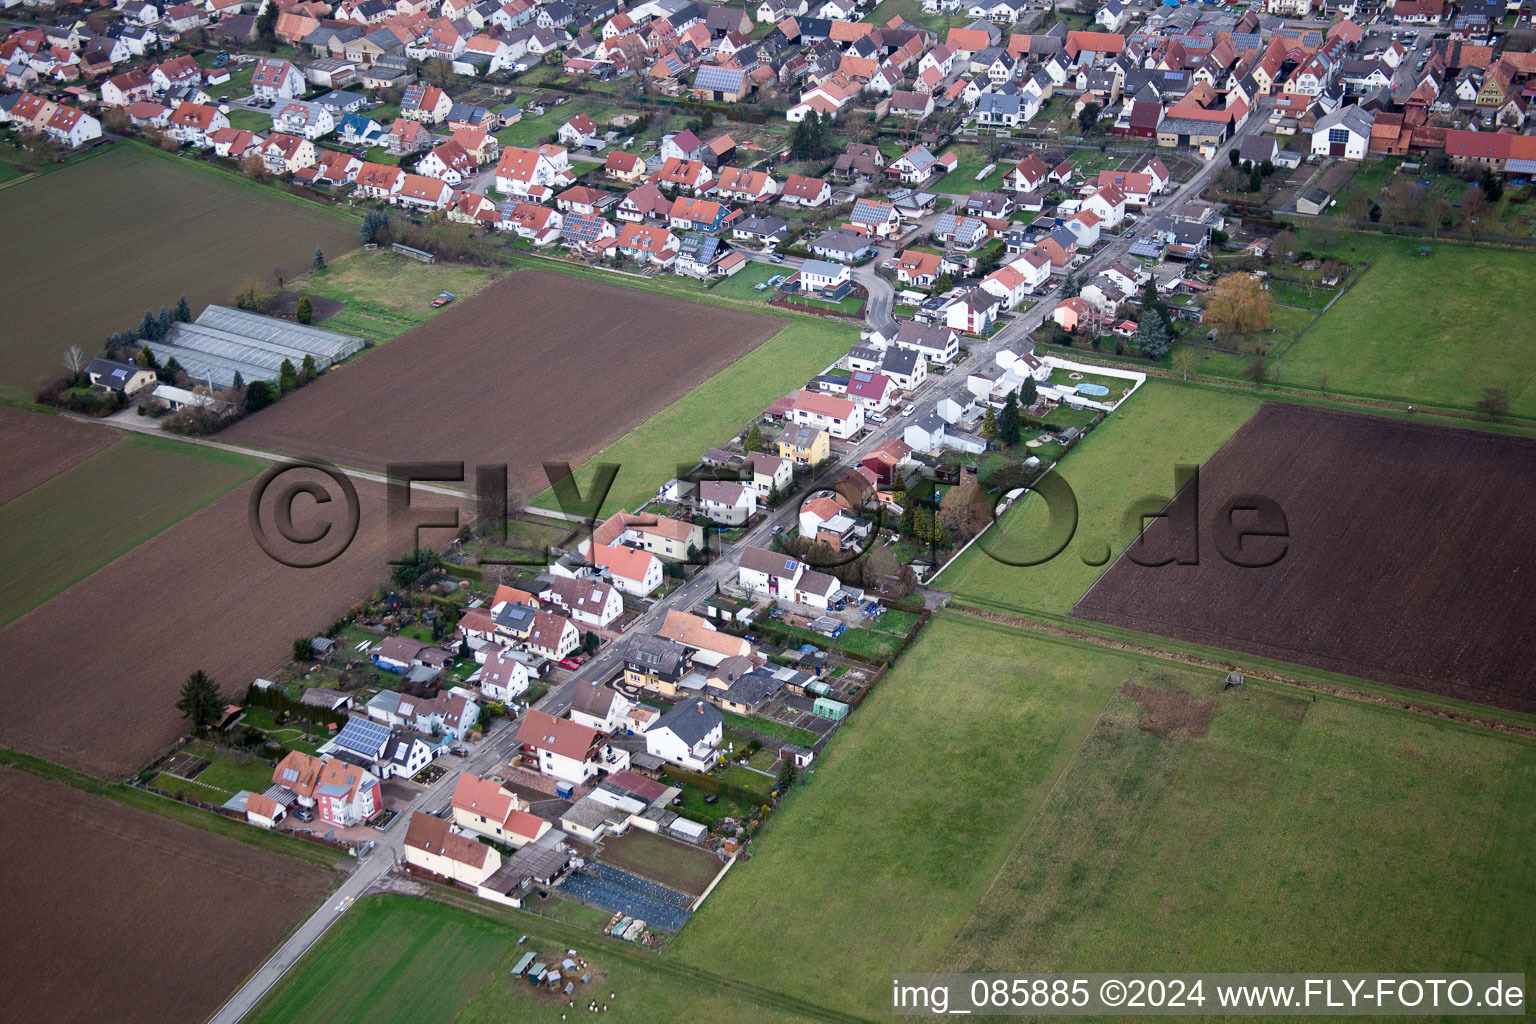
[946,604,1536,741]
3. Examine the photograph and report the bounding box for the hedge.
[661,763,766,806]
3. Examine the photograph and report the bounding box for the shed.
[812,696,849,721]
[511,952,536,976]
[667,816,709,843]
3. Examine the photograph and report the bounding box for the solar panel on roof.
[334,717,391,754]
[694,65,745,91]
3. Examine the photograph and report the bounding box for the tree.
[1247,166,1262,193]
[1459,184,1490,241]
[1228,147,1240,167]
[1077,101,1101,134]
[292,637,314,662]
[163,355,183,380]
[1244,354,1268,385]
[139,310,158,341]
[1061,272,1081,298]
[157,305,174,336]
[777,755,798,789]
[1171,347,1197,381]
[998,391,1021,446]
[1476,387,1510,422]
[231,371,245,392]
[245,379,279,410]
[1132,307,1171,360]
[392,548,442,588]
[939,476,992,543]
[295,295,313,324]
[583,631,600,655]
[175,296,191,322]
[313,246,326,271]
[135,345,160,371]
[1480,168,1504,203]
[301,354,318,382]
[361,209,391,244]
[422,57,455,87]
[1388,179,1428,226]
[744,423,763,452]
[233,279,273,312]
[256,0,278,38]
[981,406,998,440]
[62,344,86,380]
[1271,229,1299,262]
[1203,273,1272,334]
[175,670,223,731]
[241,152,268,182]
[1018,375,1037,408]
[279,358,299,394]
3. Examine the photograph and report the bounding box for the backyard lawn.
[707,261,781,301]
[529,316,856,517]
[669,613,1536,1018]
[226,109,272,132]
[495,99,627,149]
[0,433,259,625]
[931,144,1010,193]
[939,379,1260,617]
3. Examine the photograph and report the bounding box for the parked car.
[869,412,887,423]
[902,404,916,416]
[768,253,785,264]
[557,656,583,670]
[432,291,456,307]
[294,808,313,822]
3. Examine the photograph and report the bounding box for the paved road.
[205,715,526,1024]
[199,123,1259,1022]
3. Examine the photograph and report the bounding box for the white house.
[472,644,531,702]
[645,697,723,771]
[1310,104,1372,160]
[250,56,305,100]
[568,680,637,734]
[450,771,551,846]
[698,479,757,526]
[593,543,664,598]
[787,389,865,439]
[516,708,627,784]
[544,576,624,628]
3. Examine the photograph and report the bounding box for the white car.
[902,404,916,417]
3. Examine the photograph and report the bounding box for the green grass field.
[251,894,823,1024]
[0,143,360,400]
[669,614,1536,1017]
[931,145,1011,194]
[938,380,1260,617]
[495,99,627,149]
[861,0,956,33]
[0,433,259,624]
[530,317,856,517]
[1237,229,1536,416]
[708,261,781,301]
[227,108,272,132]
[298,250,503,342]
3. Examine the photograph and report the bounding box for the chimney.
[697,700,704,714]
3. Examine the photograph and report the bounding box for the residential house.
[778,424,830,465]
[395,172,452,211]
[165,101,228,145]
[401,82,453,122]
[590,509,705,562]
[404,812,502,885]
[655,609,753,667]
[516,708,626,784]
[645,697,723,771]
[473,645,531,701]
[779,173,831,207]
[543,576,624,628]
[450,771,550,845]
[897,249,942,288]
[86,358,156,396]
[251,57,305,100]
[697,479,757,526]
[848,197,901,237]
[593,542,664,597]
[614,222,681,267]
[944,288,1001,334]
[622,634,695,696]
[1310,104,1372,159]
[353,161,404,198]
[787,388,864,439]
[494,143,574,198]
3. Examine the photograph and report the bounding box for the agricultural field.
[938,380,1261,617]
[0,474,463,778]
[0,406,116,506]
[296,248,503,342]
[669,613,1536,1017]
[251,894,824,1024]
[224,270,784,502]
[599,828,724,897]
[1075,402,1536,712]
[1240,229,1536,415]
[529,315,854,518]
[0,143,359,399]
[0,766,334,1024]
[0,427,259,625]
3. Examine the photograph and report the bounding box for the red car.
[557,656,583,670]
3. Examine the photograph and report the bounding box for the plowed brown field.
[1074,403,1536,712]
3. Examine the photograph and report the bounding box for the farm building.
[146,305,365,388]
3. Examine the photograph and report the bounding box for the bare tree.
[1171,348,1197,381]
[62,345,87,377]
[1476,387,1510,422]
[1459,184,1490,241]
[1203,273,1273,334]
[1388,180,1428,226]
